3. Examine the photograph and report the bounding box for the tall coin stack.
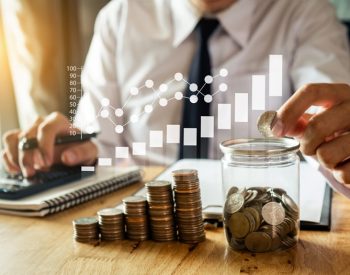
[72,217,99,243]
[97,208,125,241]
[123,196,149,241]
[172,169,205,244]
[146,181,176,242]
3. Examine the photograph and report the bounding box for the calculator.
[0,165,95,200]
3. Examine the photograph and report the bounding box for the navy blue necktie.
[179,18,219,159]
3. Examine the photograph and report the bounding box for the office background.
[0,0,349,148]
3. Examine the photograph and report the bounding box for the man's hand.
[2,112,98,177]
[271,83,350,185]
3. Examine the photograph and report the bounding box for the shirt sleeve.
[75,1,125,157]
[290,0,350,196]
[291,0,350,89]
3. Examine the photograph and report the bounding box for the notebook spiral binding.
[43,171,142,214]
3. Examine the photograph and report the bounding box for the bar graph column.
[98,158,112,166]
[269,55,283,96]
[115,147,129,158]
[201,116,214,138]
[218,104,231,129]
[150,131,163,147]
[166,125,180,143]
[81,166,95,172]
[235,93,248,122]
[183,128,197,146]
[252,75,266,110]
[132,142,146,155]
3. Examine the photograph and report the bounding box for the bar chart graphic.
[78,55,283,170]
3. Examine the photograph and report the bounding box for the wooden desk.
[1,167,350,275]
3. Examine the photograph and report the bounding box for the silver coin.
[73,217,98,226]
[122,196,147,203]
[97,208,123,216]
[257,111,277,137]
[261,202,285,226]
[282,194,299,213]
[225,193,245,214]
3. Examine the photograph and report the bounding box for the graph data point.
[189,83,198,92]
[145,104,153,113]
[85,126,94,134]
[159,98,168,107]
[115,125,124,134]
[204,75,213,84]
[130,87,139,95]
[175,92,183,100]
[220,68,228,77]
[100,109,109,118]
[219,83,228,92]
[174,72,183,81]
[145,80,154,88]
[159,84,168,92]
[130,114,139,123]
[115,108,124,117]
[101,98,110,107]
[190,95,198,104]
[204,94,213,103]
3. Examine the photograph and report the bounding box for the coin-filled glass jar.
[220,138,300,253]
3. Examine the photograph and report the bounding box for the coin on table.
[262,202,285,226]
[73,217,99,243]
[225,193,245,214]
[257,110,277,137]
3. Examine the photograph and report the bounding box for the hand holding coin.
[258,83,350,185]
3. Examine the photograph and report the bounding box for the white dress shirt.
[76,0,350,168]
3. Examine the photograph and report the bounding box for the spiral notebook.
[0,166,141,217]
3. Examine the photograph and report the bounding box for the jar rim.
[220,138,300,156]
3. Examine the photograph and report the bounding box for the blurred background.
[0,0,349,148]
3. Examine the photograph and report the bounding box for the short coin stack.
[172,169,205,244]
[146,181,176,241]
[97,208,125,241]
[72,217,99,243]
[224,187,299,252]
[123,196,149,241]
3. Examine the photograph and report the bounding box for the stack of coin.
[97,208,125,241]
[146,181,176,241]
[123,196,149,241]
[224,186,299,252]
[72,217,99,243]
[172,169,205,244]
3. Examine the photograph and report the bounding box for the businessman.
[2,0,350,189]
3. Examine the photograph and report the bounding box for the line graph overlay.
[71,55,284,162]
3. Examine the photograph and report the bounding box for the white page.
[142,159,326,223]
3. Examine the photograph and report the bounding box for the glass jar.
[220,138,300,253]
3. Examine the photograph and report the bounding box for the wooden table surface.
[1,166,350,275]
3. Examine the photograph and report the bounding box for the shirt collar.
[217,0,256,47]
[171,0,201,47]
[171,0,256,48]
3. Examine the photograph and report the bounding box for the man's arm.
[76,1,125,157]
[291,0,350,88]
